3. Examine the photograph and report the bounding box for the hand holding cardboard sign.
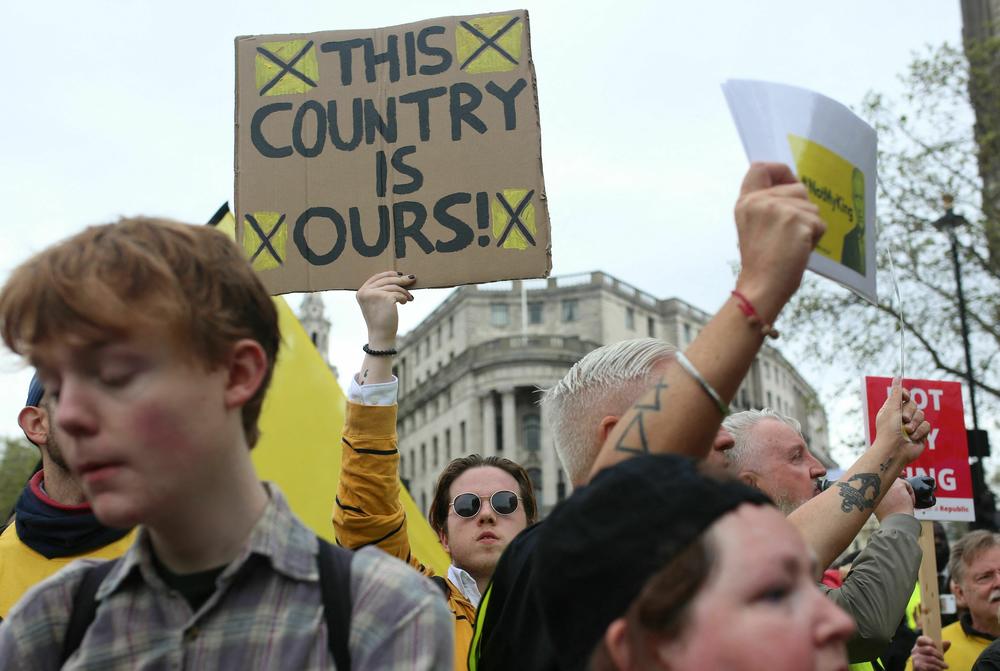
[357,271,416,350]
[733,162,826,324]
[909,635,950,671]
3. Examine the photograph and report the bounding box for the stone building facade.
[394,271,832,517]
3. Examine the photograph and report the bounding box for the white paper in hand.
[722,79,877,304]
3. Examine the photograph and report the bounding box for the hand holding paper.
[734,162,826,323]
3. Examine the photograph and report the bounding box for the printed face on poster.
[235,10,551,294]
[862,376,974,522]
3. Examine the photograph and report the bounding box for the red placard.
[862,377,974,521]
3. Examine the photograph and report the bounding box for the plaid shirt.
[0,483,452,670]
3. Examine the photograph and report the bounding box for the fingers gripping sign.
[356,271,416,384]
[733,162,826,324]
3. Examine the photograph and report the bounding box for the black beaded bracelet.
[363,343,398,357]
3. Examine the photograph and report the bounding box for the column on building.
[501,388,517,455]
[540,395,557,511]
[482,390,497,457]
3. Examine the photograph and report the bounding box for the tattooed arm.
[787,380,930,571]
[589,163,827,479]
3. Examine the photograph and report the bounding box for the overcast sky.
[0,1,964,460]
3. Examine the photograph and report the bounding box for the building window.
[557,468,566,502]
[647,317,655,337]
[448,315,454,338]
[561,299,578,322]
[527,467,543,502]
[421,491,427,515]
[420,443,426,473]
[767,391,773,408]
[445,428,452,461]
[460,421,467,452]
[491,303,510,327]
[683,323,692,344]
[523,413,541,452]
[436,326,441,348]
[528,301,544,324]
[764,361,771,380]
[625,307,635,330]
[410,449,416,478]
[433,436,439,467]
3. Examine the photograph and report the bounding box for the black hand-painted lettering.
[434,192,474,253]
[403,31,417,77]
[417,26,452,75]
[393,202,433,258]
[362,35,400,83]
[292,100,326,158]
[390,146,423,195]
[294,207,348,265]
[320,38,366,86]
[836,473,881,513]
[449,83,486,141]
[399,86,447,142]
[251,103,293,158]
[375,150,388,198]
[485,78,527,130]
[364,97,398,144]
[350,206,391,257]
[327,99,363,151]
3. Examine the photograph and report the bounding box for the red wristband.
[731,290,780,340]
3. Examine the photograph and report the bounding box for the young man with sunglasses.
[334,271,538,671]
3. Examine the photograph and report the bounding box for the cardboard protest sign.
[235,11,551,294]
[862,376,974,521]
[722,80,877,304]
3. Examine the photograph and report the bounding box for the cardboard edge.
[521,9,552,277]
[234,36,243,252]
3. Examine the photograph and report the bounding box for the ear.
[437,527,451,554]
[597,415,620,445]
[223,339,269,410]
[738,471,757,488]
[603,618,632,670]
[952,579,967,610]
[17,406,49,446]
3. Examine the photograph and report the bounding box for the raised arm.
[789,381,929,570]
[333,272,424,567]
[589,162,826,478]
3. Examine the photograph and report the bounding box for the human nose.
[477,500,497,524]
[55,377,98,438]
[813,586,855,646]
[713,428,735,452]
[809,454,827,479]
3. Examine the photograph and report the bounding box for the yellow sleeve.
[333,401,433,576]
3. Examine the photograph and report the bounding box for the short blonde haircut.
[542,338,676,485]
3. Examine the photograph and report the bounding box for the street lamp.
[932,194,979,431]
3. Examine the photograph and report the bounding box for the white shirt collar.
[447,563,482,607]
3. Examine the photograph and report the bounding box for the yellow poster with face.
[787,134,866,275]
